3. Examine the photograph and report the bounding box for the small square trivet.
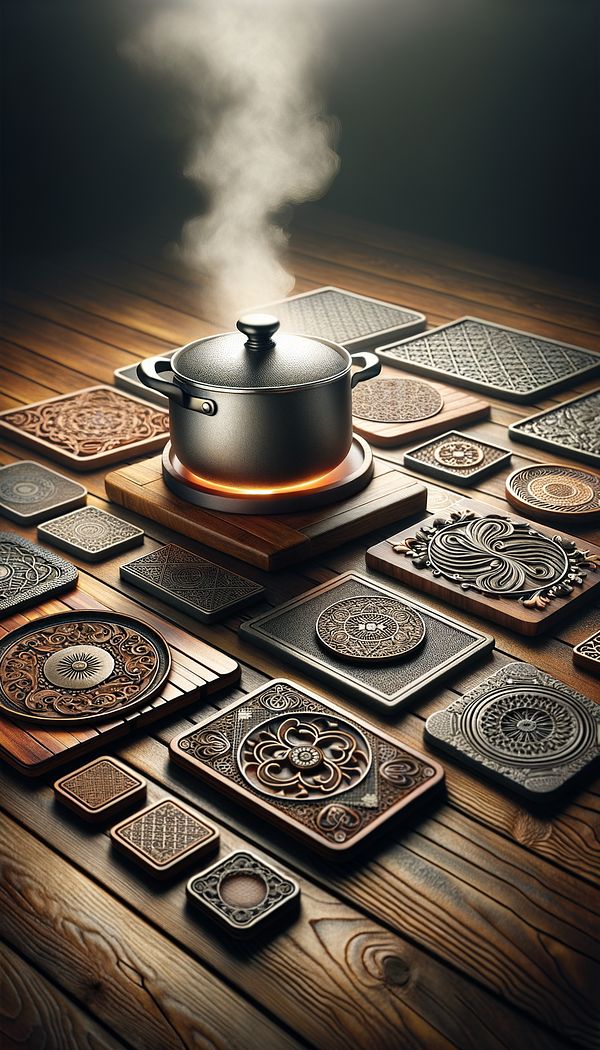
[0,461,87,524]
[171,679,444,855]
[239,573,492,709]
[38,506,144,562]
[0,531,78,615]
[54,756,147,823]
[187,850,300,937]
[573,632,600,677]
[120,543,264,623]
[110,798,219,879]
[425,661,600,800]
[403,430,512,485]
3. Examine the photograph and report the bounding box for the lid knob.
[237,313,280,352]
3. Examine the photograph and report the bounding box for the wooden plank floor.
[1,208,599,1050]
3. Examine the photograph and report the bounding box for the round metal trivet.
[460,683,597,769]
[434,439,484,469]
[0,611,171,725]
[506,464,600,523]
[352,378,444,423]
[43,645,115,690]
[315,594,426,662]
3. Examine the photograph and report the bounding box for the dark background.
[2,0,599,278]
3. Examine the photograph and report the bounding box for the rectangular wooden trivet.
[105,456,427,571]
[0,574,239,776]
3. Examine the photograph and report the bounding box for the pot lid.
[172,314,348,391]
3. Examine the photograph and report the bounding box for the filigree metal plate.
[54,756,147,823]
[505,464,600,524]
[425,662,600,799]
[509,391,600,466]
[0,386,169,469]
[172,679,443,854]
[377,317,600,402]
[0,611,171,724]
[315,594,425,662]
[0,532,78,615]
[403,430,512,485]
[38,506,144,562]
[120,542,264,623]
[240,573,493,709]
[0,461,87,524]
[110,798,219,878]
[573,632,600,677]
[352,378,443,423]
[187,850,300,937]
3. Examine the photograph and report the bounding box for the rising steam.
[125,0,340,320]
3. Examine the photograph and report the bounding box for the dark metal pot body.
[138,323,380,489]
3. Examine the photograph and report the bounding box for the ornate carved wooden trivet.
[0,386,169,470]
[120,542,265,623]
[403,430,512,485]
[377,317,600,402]
[0,610,171,724]
[352,378,443,423]
[0,461,87,524]
[573,632,600,677]
[38,506,144,562]
[187,850,300,937]
[54,756,147,823]
[172,679,443,855]
[315,594,425,662]
[240,573,492,709]
[509,390,600,467]
[505,464,600,524]
[110,798,219,878]
[366,498,600,636]
[425,662,600,800]
[0,532,78,615]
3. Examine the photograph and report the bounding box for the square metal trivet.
[121,542,265,623]
[239,572,493,709]
[0,531,78,615]
[110,797,219,879]
[38,506,144,562]
[377,317,599,403]
[187,850,300,937]
[509,391,600,467]
[425,661,600,800]
[54,756,147,823]
[0,460,87,524]
[403,430,512,485]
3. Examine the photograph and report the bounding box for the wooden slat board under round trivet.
[350,368,490,448]
[105,454,427,571]
[0,574,239,776]
[505,464,600,524]
[0,386,169,470]
[508,391,600,467]
[366,497,600,637]
[171,678,444,856]
[425,661,600,801]
[377,317,600,403]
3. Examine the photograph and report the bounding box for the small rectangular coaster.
[121,543,265,623]
[171,679,444,855]
[0,531,78,615]
[187,850,300,937]
[403,431,512,485]
[0,461,87,524]
[573,632,600,677]
[366,498,600,637]
[0,386,169,470]
[38,506,144,562]
[377,317,600,403]
[239,573,493,709]
[425,661,600,800]
[509,391,600,467]
[110,797,219,879]
[54,756,146,823]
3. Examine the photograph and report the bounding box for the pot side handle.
[137,356,184,405]
[350,351,381,388]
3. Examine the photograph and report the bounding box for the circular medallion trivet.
[352,378,444,423]
[315,594,426,662]
[434,438,484,469]
[506,464,600,523]
[0,611,171,725]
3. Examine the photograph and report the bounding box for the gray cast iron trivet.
[38,506,144,562]
[0,531,78,615]
[0,461,87,524]
[403,430,512,485]
[509,391,600,466]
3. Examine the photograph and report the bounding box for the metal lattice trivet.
[352,377,443,423]
[38,506,143,555]
[510,391,600,465]
[114,800,214,865]
[0,532,78,614]
[316,594,426,662]
[266,288,423,344]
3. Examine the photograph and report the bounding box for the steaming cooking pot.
[138,314,380,488]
